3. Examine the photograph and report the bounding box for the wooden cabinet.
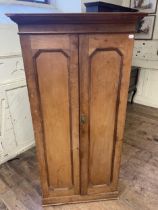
[8,13,146,205]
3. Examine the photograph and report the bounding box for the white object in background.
[132,40,158,70]
[134,68,158,108]
[0,79,35,164]
[129,34,134,39]
[0,50,35,164]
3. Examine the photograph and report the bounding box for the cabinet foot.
[42,191,119,206]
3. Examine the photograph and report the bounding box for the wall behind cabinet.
[122,0,158,108]
[55,0,82,12]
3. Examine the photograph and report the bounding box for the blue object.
[84,1,138,12]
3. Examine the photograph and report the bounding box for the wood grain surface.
[32,35,80,197]
[7,13,147,25]
[79,34,134,197]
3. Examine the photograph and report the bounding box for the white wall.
[122,0,158,108]
[55,0,81,12]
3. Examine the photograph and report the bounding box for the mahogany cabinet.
[8,13,146,205]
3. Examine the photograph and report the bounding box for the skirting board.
[43,191,119,206]
[134,98,158,108]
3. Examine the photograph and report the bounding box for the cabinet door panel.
[25,35,80,197]
[79,34,134,195]
[36,51,72,189]
[89,50,121,186]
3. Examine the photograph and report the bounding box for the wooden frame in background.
[135,15,156,40]
[130,0,158,14]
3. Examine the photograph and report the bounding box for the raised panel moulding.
[89,48,123,187]
[34,50,73,190]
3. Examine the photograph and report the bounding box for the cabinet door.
[79,34,134,195]
[21,35,80,198]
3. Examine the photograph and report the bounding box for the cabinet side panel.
[19,35,49,197]
[36,52,72,189]
[89,50,121,186]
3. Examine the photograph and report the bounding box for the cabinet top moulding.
[7,12,147,25]
[6,13,147,35]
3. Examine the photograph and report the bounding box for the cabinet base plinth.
[42,191,119,206]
